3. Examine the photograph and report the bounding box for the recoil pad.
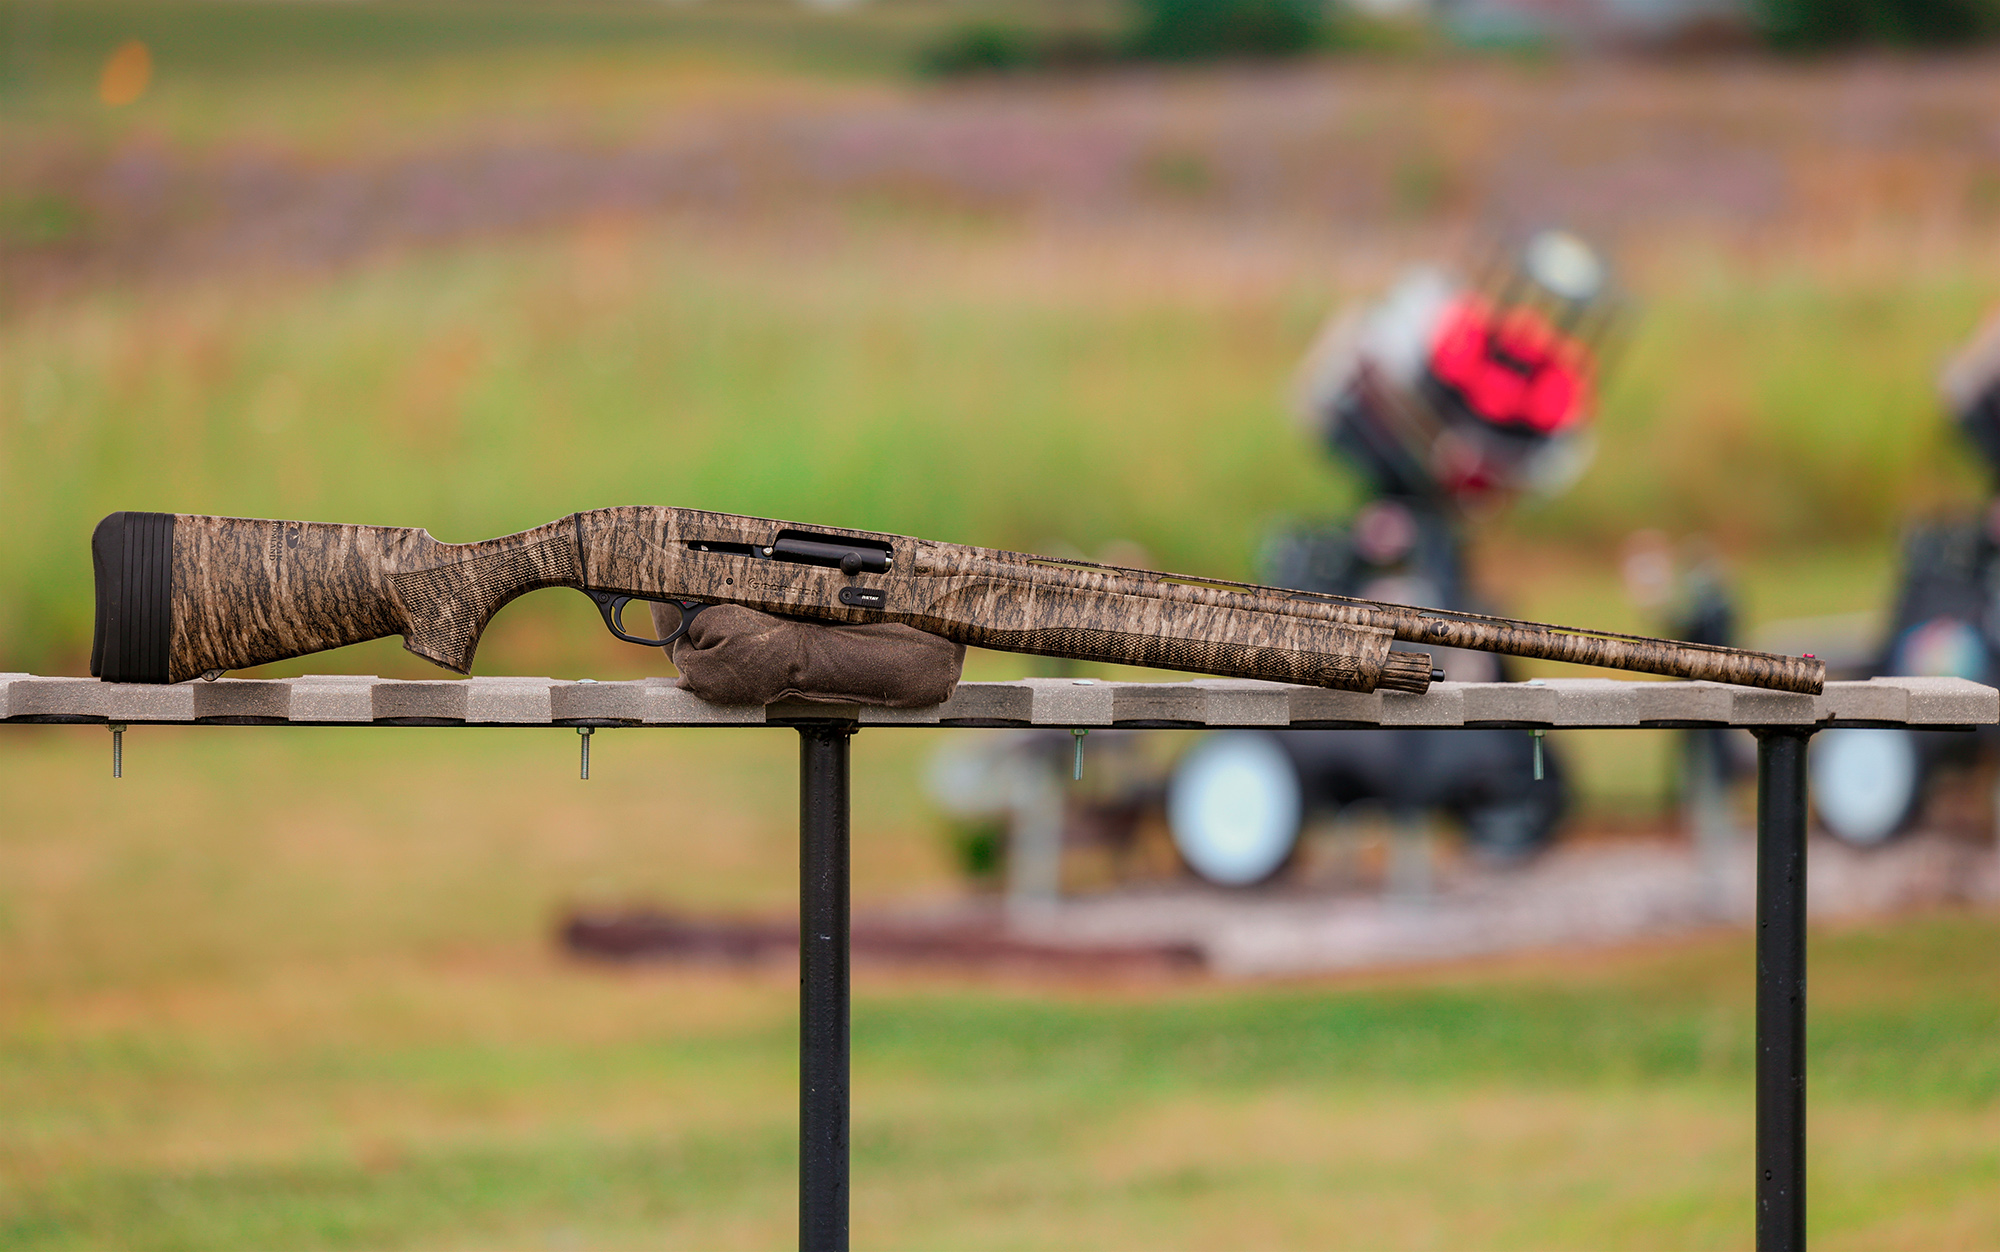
[91,511,175,684]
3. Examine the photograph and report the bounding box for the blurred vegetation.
[5,8,2000,1247]
[917,21,1132,75]
[0,194,91,250]
[943,816,1010,881]
[2,717,1997,1247]
[1125,0,1326,60]
[918,22,1050,75]
[916,0,1418,76]
[1,229,1983,679]
[0,229,1347,678]
[1755,0,2000,46]
[1,0,988,89]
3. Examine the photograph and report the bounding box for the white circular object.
[1524,230,1605,303]
[1167,733,1303,886]
[1810,728,1920,847]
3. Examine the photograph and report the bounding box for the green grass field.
[1,220,1976,658]
[7,4,2000,1247]
[3,728,2000,1250]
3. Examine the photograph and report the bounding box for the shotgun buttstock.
[163,515,417,682]
[92,512,586,682]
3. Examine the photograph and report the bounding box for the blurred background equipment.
[928,726,1179,907]
[1621,527,1753,910]
[1167,731,1304,885]
[1189,229,1620,878]
[1806,308,2000,845]
[925,232,1621,893]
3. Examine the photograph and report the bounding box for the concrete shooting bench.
[6,671,1996,1252]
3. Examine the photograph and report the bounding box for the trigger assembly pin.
[1071,728,1087,782]
[109,723,125,779]
[578,726,593,781]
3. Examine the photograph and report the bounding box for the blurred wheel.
[1167,732,1303,886]
[1810,727,1922,846]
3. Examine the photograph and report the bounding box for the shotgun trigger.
[586,591,707,650]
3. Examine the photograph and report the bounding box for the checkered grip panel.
[391,537,581,672]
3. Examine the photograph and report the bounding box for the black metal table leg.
[798,723,853,1252]
[1754,728,1811,1252]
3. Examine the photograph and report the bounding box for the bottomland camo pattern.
[388,537,581,673]
[972,626,1369,690]
[149,508,1824,694]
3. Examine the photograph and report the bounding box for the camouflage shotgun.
[89,508,1825,695]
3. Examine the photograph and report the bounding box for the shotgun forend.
[88,507,1826,696]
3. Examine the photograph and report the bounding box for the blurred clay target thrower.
[1294,229,1626,511]
[1805,305,2000,847]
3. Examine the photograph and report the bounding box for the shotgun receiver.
[89,508,1825,695]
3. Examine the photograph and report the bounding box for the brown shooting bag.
[659,603,964,708]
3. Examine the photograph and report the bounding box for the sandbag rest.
[657,603,964,709]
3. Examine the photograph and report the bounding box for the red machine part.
[1428,296,1593,436]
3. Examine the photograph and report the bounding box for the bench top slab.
[1,675,1992,729]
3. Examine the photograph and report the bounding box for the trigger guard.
[587,591,704,649]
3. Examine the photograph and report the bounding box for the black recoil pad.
[91,511,175,684]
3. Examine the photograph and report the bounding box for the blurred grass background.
[5,717,1999,1249]
[6,1,2000,1247]
[5,728,2000,1250]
